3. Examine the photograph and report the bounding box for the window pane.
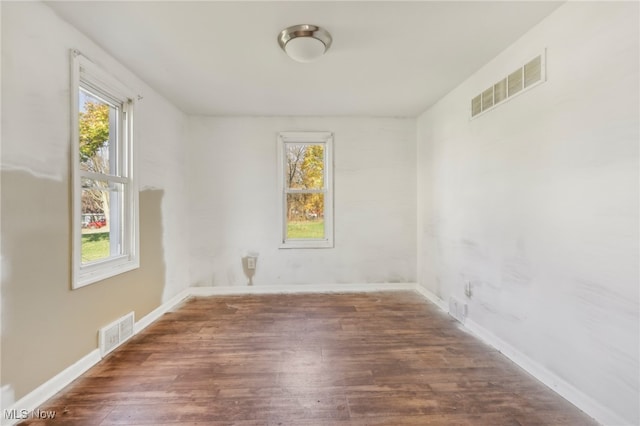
[79,88,118,175]
[81,178,123,263]
[286,193,324,239]
[285,144,324,189]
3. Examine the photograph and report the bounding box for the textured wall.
[188,117,416,287]
[416,3,639,424]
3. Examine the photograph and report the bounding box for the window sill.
[74,256,139,289]
[279,239,334,249]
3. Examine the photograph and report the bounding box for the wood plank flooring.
[21,292,597,425]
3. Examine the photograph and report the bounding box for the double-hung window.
[71,51,139,288]
[278,132,334,248]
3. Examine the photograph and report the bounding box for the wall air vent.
[98,312,135,357]
[471,50,546,118]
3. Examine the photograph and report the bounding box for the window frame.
[277,131,334,249]
[71,51,139,289]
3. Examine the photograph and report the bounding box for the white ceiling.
[47,1,562,117]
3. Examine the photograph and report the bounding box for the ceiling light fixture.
[277,24,332,63]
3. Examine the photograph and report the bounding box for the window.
[71,51,138,288]
[278,132,333,249]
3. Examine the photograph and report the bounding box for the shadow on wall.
[0,169,166,402]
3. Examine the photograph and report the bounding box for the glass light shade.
[284,37,326,63]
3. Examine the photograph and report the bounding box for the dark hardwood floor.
[22,292,596,425]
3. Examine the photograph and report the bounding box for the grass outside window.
[81,232,110,262]
[287,220,324,239]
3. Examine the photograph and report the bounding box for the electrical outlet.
[247,257,256,270]
[464,281,473,298]
[449,296,467,324]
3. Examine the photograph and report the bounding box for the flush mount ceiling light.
[277,24,332,63]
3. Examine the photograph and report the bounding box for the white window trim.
[71,50,139,289]
[277,131,334,249]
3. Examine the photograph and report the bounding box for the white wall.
[417,2,638,425]
[188,117,416,287]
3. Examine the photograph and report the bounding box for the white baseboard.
[190,282,416,296]
[2,289,191,426]
[1,349,101,426]
[464,318,626,426]
[414,283,449,311]
[134,288,190,334]
[413,283,625,426]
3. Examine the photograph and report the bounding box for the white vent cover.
[99,312,135,357]
[471,51,546,118]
